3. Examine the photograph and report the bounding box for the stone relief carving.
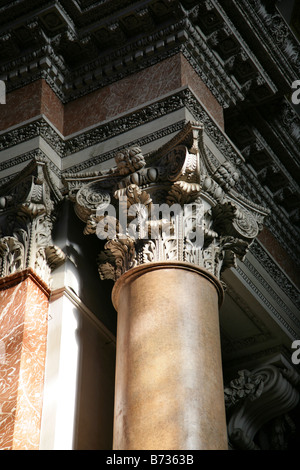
[224,369,265,410]
[225,365,300,450]
[0,158,65,285]
[64,121,269,283]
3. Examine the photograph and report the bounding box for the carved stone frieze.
[64,121,269,283]
[0,158,65,285]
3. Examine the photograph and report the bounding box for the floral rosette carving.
[75,181,111,223]
[115,147,146,175]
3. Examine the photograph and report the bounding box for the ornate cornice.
[235,0,300,77]
[235,263,299,340]
[0,148,61,181]
[225,98,300,237]
[249,240,300,312]
[0,0,298,107]
[0,87,239,160]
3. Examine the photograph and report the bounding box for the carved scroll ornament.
[225,365,300,450]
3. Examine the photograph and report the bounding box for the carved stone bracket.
[225,366,300,450]
[0,158,65,285]
[63,121,269,283]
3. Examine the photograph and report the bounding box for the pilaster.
[0,158,65,449]
[0,269,50,450]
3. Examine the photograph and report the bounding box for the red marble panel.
[63,53,224,134]
[0,269,50,450]
[180,54,224,129]
[40,80,64,133]
[1,54,224,136]
[0,81,42,132]
[63,54,183,136]
[0,80,64,134]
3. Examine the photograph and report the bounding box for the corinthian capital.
[64,121,269,283]
[0,158,65,284]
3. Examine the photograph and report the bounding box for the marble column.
[112,261,227,450]
[65,121,269,450]
[0,269,50,450]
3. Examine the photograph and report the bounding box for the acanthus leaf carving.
[64,121,269,283]
[166,181,201,205]
[211,201,259,240]
[0,236,25,277]
[0,158,65,285]
[97,236,136,281]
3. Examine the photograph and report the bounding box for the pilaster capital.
[64,121,269,283]
[0,158,65,285]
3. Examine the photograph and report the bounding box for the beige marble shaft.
[112,261,228,450]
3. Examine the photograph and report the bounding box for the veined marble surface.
[0,272,49,450]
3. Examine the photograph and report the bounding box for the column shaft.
[112,262,227,450]
[0,269,50,450]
